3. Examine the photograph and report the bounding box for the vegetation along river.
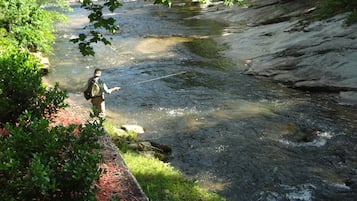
[47,1,357,200]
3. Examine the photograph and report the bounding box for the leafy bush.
[222,0,248,7]
[345,10,357,26]
[0,48,67,124]
[0,113,104,201]
[0,0,67,53]
[0,1,107,200]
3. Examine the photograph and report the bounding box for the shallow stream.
[47,1,357,200]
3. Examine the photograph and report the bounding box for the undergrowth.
[0,113,104,200]
[318,0,357,25]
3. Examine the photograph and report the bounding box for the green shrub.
[345,10,357,26]
[318,0,357,25]
[0,48,67,124]
[0,0,67,53]
[222,0,248,7]
[0,113,104,201]
[0,48,42,123]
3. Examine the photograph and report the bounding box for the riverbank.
[50,91,148,201]
[196,0,357,106]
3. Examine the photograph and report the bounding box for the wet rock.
[112,127,130,138]
[31,52,50,74]
[338,91,357,106]
[110,128,130,145]
[241,15,357,94]
[283,128,318,143]
[128,141,172,162]
[344,178,357,189]
[121,124,145,134]
[200,1,357,105]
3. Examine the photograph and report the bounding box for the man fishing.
[85,69,186,117]
[86,68,120,117]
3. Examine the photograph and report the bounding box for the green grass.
[103,122,226,201]
[122,151,225,201]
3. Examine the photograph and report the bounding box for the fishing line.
[125,71,187,86]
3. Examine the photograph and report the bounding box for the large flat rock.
[197,0,357,105]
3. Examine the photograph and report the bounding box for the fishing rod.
[128,71,187,86]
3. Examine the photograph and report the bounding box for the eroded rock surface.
[197,0,357,105]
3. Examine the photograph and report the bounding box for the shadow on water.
[47,1,357,200]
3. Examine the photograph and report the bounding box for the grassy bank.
[103,122,225,201]
[123,151,225,201]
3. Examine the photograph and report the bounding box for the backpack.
[83,78,101,100]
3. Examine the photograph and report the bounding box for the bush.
[345,10,357,26]
[318,0,357,25]
[0,48,42,123]
[0,0,67,53]
[0,48,67,124]
[0,113,104,201]
[0,1,105,200]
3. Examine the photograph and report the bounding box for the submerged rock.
[338,91,357,106]
[128,141,172,162]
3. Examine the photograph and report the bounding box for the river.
[47,1,357,200]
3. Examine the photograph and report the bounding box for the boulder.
[121,124,145,134]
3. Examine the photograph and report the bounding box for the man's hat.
[94,69,102,77]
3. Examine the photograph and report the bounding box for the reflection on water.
[48,1,357,200]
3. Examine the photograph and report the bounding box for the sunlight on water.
[258,184,315,201]
[48,35,193,92]
[49,1,357,200]
[157,106,199,117]
[285,187,314,201]
[135,36,191,55]
[278,131,333,147]
[278,138,328,147]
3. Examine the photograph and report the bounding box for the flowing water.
[47,1,357,200]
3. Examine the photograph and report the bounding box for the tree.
[70,0,122,56]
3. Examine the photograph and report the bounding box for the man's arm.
[109,86,121,93]
[103,83,120,94]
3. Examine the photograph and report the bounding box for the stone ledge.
[98,134,149,201]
